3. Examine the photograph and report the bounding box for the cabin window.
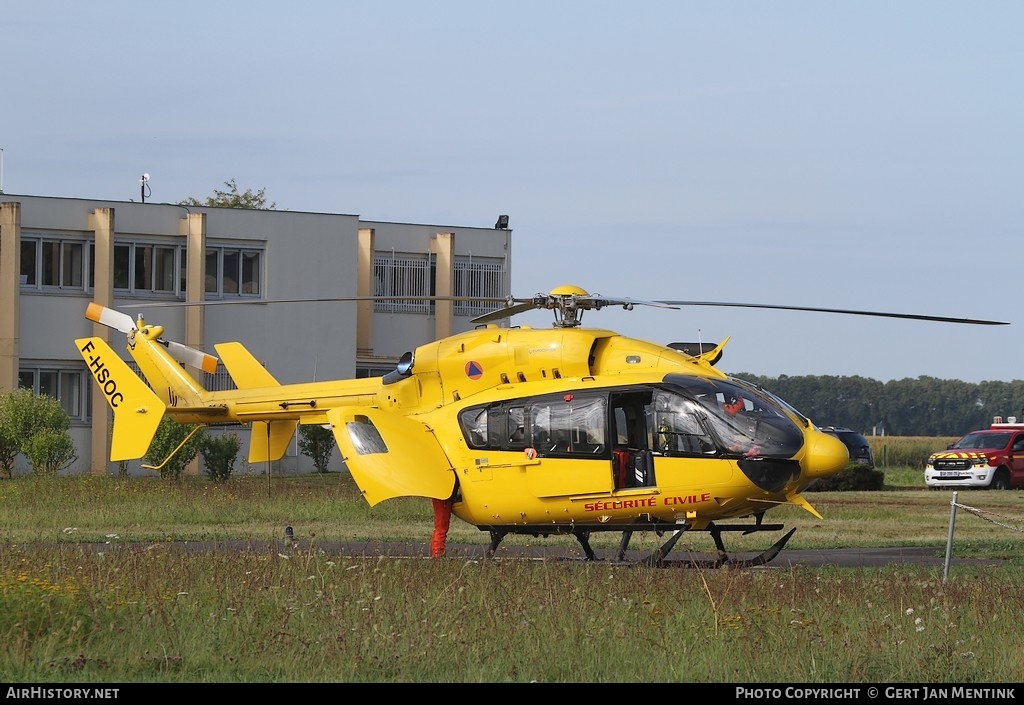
[345,417,388,455]
[459,395,607,457]
[528,395,606,456]
[506,406,526,449]
[459,407,489,449]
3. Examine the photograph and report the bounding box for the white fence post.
[943,491,958,583]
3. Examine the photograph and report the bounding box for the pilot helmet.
[723,395,744,416]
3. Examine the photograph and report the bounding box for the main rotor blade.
[117,294,1008,326]
[471,301,541,324]
[587,296,680,311]
[655,300,1008,326]
[121,295,510,309]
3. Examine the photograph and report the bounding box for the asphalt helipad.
[106,538,1004,569]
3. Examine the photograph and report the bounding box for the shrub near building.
[0,389,77,478]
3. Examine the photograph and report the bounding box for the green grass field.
[1,464,1022,683]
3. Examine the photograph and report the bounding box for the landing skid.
[483,521,797,568]
[643,526,797,569]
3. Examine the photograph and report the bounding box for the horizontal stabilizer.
[215,342,280,388]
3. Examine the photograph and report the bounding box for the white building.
[0,194,512,474]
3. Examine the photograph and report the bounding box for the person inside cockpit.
[718,394,762,456]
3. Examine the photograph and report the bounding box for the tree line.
[731,373,1024,437]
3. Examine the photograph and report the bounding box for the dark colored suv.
[820,427,875,468]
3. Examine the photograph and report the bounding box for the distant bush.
[298,424,335,473]
[808,465,885,491]
[145,418,206,481]
[199,433,241,483]
[22,428,78,478]
[0,389,76,478]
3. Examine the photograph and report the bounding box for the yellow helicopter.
[75,285,1008,567]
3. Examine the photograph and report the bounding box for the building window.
[356,364,396,379]
[206,246,262,298]
[202,368,236,392]
[124,242,180,294]
[129,244,169,292]
[18,365,92,423]
[25,235,263,300]
[454,256,505,317]
[374,253,431,313]
[113,244,130,289]
[20,236,89,292]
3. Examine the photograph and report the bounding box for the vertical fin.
[76,337,166,461]
[249,420,299,463]
[214,342,297,461]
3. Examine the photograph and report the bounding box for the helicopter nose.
[802,429,851,479]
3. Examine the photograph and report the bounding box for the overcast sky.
[3,2,1021,383]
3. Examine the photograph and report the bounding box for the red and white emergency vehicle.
[924,418,1024,490]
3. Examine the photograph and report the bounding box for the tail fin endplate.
[215,341,298,463]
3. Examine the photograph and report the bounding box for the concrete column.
[181,211,206,478]
[431,232,455,341]
[87,207,116,475]
[357,228,375,356]
[0,202,21,391]
[181,211,206,356]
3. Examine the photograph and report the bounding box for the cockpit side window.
[660,375,804,458]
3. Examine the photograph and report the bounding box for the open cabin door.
[327,407,456,506]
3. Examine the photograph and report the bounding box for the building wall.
[362,220,512,359]
[0,194,511,477]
